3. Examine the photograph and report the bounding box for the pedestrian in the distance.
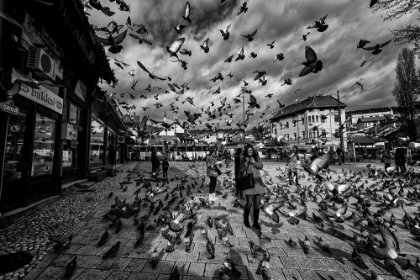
[395,147,407,174]
[206,147,220,202]
[382,147,392,171]
[287,146,299,186]
[162,158,169,181]
[240,144,266,230]
[336,146,343,165]
[151,148,158,175]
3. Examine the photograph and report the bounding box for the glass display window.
[90,118,105,165]
[106,130,115,165]
[32,113,56,176]
[4,112,27,180]
[62,102,81,168]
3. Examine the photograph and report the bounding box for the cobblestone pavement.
[0,162,138,280]
[2,160,420,280]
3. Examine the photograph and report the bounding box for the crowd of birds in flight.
[77,0,394,138]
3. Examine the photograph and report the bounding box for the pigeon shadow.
[353,268,371,280]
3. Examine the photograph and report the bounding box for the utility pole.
[242,91,245,145]
[337,90,345,162]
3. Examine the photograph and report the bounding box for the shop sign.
[18,83,63,115]
[0,101,19,115]
[117,135,125,143]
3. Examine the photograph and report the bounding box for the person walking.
[287,146,299,186]
[240,144,266,230]
[206,147,220,202]
[395,147,407,174]
[336,146,343,165]
[151,148,158,175]
[234,148,244,199]
[162,158,169,181]
[382,147,392,171]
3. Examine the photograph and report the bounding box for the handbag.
[242,173,255,190]
[215,166,222,176]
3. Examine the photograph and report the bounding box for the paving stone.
[36,266,83,280]
[187,262,205,276]
[127,272,159,280]
[204,263,221,278]
[279,256,300,269]
[105,271,132,280]
[74,268,112,280]
[77,256,106,268]
[142,260,175,274]
[295,257,326,270]
[282,268,304,280]
[319,259,346,272]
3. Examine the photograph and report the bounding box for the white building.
[270,95,347,149]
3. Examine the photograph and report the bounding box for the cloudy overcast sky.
[87,0,417,130]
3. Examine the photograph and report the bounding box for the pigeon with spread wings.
[182,2,192,24]
[307,14,328,32]
[200,38,210,53]
[166,37,185,60]
[237,2,248,15]
[324,181,351,203]
[362,38,393,55]
[301,149,333,181]
[248,94,260,109]
[299,46,323,77]
[137,61,166,81]
[278,206,307,225]
[95,29,127,54]
[235,47,245,61]
[242,29,257,41]
[220,24,231,40]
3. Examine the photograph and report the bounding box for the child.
[162,158,169,180]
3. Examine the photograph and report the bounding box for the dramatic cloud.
[87,0,417,130]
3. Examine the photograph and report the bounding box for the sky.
[86,0,418,131]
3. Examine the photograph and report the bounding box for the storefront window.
[116,143,121,162]
[4,112,26,180]
[106,130,115,165]
[90,118,104,165]
[63,103,80,168]
[32,113,55,176]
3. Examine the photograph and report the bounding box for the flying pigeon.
[307,14,328,32]
[301,32,310,41]
[299,46,323,77]
[137,61,166,81]
[166,37,186,60]
[273,53,285,62]
[267,41,275,48]
[242,29,257,41]
[235,46,245,61]
[357,39,370,49]
[220,24,231,40]
[351,81,364,91]
[182,2,192,24]
[248,94,260,109]
[200,38,210,53]
[249,51,257,58]
[362,38,393,55]
[95,29,127,54]
[224,54,234,63]
[237,2,248,15]
[360,58,374,67]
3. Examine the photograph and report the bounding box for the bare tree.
[392,47,420,140]
[372,1,420,56]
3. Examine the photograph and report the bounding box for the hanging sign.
[0,101,19,115]
[17,83,63,114]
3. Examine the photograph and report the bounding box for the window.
[316,116,319,123]
[90,118,105,165]
[334,115,339,123]
[32,113,56,176]
[106,130,115,165]
[302,131,305,139]
[63,103,81,168]
[307,116,310,123]
[293,133,296,140]
[4,112,27,180]
[302,118,305,124]
[274,128,277,135]
[312,116,315,122]
[317,131,319,137]
[309,132,312,138]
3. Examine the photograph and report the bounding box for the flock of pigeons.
[47,148,420,280]
[76,0,395,141]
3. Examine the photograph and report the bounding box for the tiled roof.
[270,95,346,120]
[351,135,387,145]
[357,116,387,123]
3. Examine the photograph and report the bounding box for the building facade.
[270,95,347,150]
[0,0,127,215]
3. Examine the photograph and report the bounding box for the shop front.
[0,71,63,213]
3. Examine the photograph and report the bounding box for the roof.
[270,95,346,121]
[357,116,387,123]
[351,135,387,145]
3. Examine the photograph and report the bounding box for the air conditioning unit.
[26,47,56,81]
